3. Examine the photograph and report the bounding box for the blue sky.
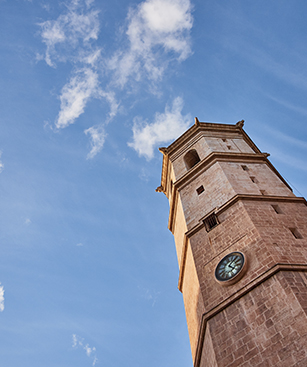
[0,0,307,366]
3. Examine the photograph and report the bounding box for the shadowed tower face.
[157,119,307,367]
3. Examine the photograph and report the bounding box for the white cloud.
[140,0,193,41]
[72,334,78,348]
[39,0,117,159]
[84,344,96,357]
[39,0,100,67]
[56,68,99,129]
[0,284,4,312]
[72,334,97,365]
[84,125,107,159]
[128,97,191,160]
[25,218,31,226]
[0,152,4,173]
[97,90,120,123]
[108,0,193,87]
[38,0,193,159]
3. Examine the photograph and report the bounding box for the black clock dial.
[215,252,245,282]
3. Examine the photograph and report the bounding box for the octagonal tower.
[157,119,307,366]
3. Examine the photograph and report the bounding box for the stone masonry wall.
[182,242,206,360]
[243,201,307,266]
[179,162,236,230]
[220,161,294,197]
[187,199,307,314]
[178,160,294,232]
[171,134,255,180]
[200,271,307,367]
[172,198,188,264]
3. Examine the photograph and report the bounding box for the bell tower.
[157,119,307,366]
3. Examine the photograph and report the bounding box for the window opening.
[204,213,219,232]
[222,138,227,142]
[184,149,200,170]
[289,228,302,239]
[196,185,205,195]
[241,165,249,171]
[227,145,232,150]
[272,204,282,214]
[260,190,266,195]
[250,176,258,183]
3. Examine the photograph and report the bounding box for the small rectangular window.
[222,138,227,142]
[196,185,205,195]
[241,165,249,171]
[289,228,302,239]
[227,145,232,150]
[260,190,266,195]
[272,205,282,214]
[204,213,219,232]
[250,176,257,183]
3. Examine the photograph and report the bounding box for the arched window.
[184,149,200,170]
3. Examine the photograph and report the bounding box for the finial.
[195,117,200,126]
[155,185,164,193]
[159,147,167,155]
[236,120,244,128]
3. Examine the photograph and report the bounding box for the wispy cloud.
[268,147,307,173]
[128,96,191,160]
[261,124,307,151]
[138,285,160,307]
[0,152,4,173]
[84,125,107,159]
[98,90,119,123]
[266,94,307,119]
[252,126,307,173]
[25,218,31,226]
[39,0,193,158]
[72,334,97,366]
[0,283,4,312]
[216,5,307,92]
[39,1,100,67]
[108,0,193,87]
[39,0,108,153]
[239,44,307,91]
[56,68,99,129]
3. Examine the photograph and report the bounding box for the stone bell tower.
[157,119,307,366]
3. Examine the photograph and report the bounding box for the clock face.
[215,252,245,283]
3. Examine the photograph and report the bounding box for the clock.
[215,252,246,285]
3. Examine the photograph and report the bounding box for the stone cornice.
[178,235,188,292]
[164,120,259,158]
[157,120,261,195]
[194,263,307,367]
[166,152,271,231]
[166,151,295,230]
[160,150,294,225]
[168,188,178,232]
[157,148,169,196]
[174,151,272,191]
[177,194,307,293]
[185,194,306,238]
